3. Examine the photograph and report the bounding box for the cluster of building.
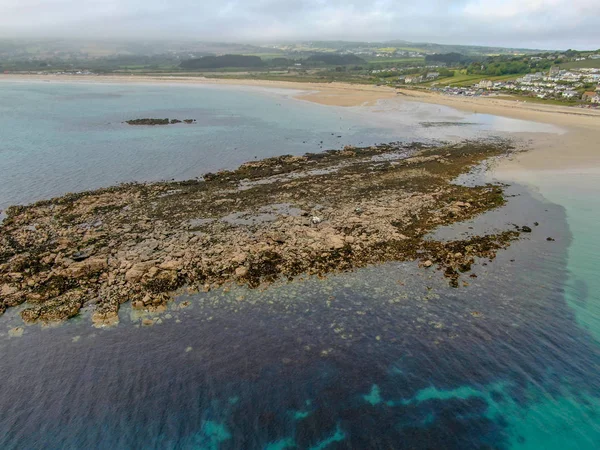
[399,72,441,83]
[470,67,600,102]
[433,86,489,97]
[574,54,600,61]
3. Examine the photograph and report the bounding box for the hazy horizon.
[0,0,598,51]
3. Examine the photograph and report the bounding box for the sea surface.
[0,80,598,449]
[0,80,556,211]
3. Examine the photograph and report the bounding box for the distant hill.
[295,40,546,56]
[425,53,474,64]
[0,39,281,60]
[386,40,545,55]
[180,55,265,69]
[0,38,557,70]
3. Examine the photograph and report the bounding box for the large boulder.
[125,262,154,282]
[1,283,18,296]
[68,258,108,278]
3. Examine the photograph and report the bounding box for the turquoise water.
[0,81,398,210]
[544,173,600,342]
[515,172,600,450]
[0,81,599,449]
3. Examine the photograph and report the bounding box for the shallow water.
[0,81,383,210]
[522,173,600,344]
[0,81,597,449]
[0,80,560,211]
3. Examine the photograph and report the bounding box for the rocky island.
[125,118,196,125]
[0,141,523,326]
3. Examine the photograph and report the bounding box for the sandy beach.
[394,89,600,178]
[2,73,599,178]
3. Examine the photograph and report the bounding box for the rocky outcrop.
[125,118,196,126]
[0,140,519,325]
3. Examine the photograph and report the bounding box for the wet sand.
[394,89,600,177]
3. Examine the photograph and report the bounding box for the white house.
[405,76,423,84]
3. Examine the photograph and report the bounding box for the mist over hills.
[0,38,549,62]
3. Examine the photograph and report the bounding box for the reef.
[125,118,196,125]
[0,140,522,325]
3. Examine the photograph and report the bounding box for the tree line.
[179,53,366,70]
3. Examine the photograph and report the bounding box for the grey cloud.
[0,0,598,49]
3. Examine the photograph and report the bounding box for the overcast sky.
[1,0,598,50]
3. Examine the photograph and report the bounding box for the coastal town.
[385,52,600,106]
[432,66,600,104]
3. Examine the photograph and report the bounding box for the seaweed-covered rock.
[125,118,170,125]
[125,118,196,126]
[0,140,520,325]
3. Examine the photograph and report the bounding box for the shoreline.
[393,88,600,179]
[0,74,398,107]
[3,73,600,118]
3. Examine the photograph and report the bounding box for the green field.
[394,46,429,53]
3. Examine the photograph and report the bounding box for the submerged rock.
[8,327,24,337]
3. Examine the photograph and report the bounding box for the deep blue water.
[0,81,598,449]
[2,185,599,449]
